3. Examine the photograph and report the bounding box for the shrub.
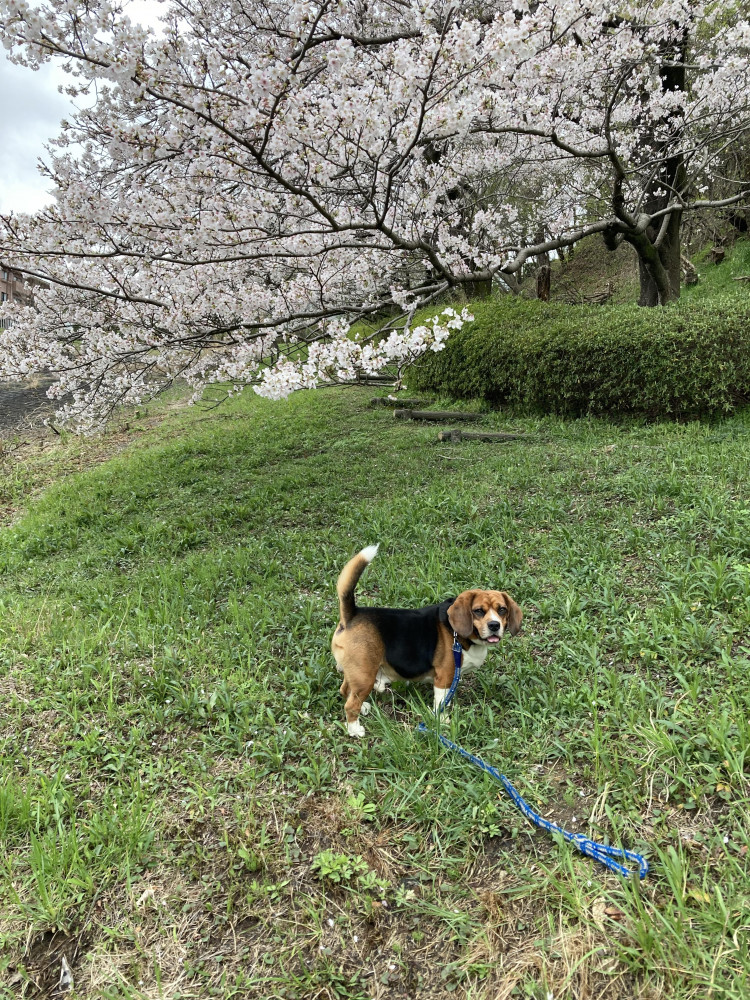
[407,293,750,418]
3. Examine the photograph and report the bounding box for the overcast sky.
[0,1,164,215]
[0,56,76,214]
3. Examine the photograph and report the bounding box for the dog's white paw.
[347,720,366,738]
[360,701,371,716]
[433,687,450,713]
[373,670,391,694]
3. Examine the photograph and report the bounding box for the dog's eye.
[472,608,485,617]
[497,607,508,616]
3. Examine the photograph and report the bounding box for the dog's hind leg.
[340,677,372,717]
[344,682,375,737]
[338,674,369,733]
[373,669,391,694]
[332,625,382,737]
[339,656,379,738]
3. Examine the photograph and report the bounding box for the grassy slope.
[1,389,749,999]
[549,233,750,305]
[550,237,640,304]
[683,240,750,300]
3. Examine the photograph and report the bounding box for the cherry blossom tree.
[1,0,749,429]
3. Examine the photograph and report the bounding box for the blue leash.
[417,635,649,880]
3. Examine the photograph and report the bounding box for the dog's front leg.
[432,657,456,715]
[433,686,450,712]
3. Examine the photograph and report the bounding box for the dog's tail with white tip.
[337,544,378,626]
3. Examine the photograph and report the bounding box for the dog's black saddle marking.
[357,599,454,679]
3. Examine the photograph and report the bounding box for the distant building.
[1,266,50,305]
[0,267,49,325]
[1,266,26,305]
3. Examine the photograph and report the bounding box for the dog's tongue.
[486,635,500,644]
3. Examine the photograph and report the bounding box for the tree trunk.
[625,29,688,307]
[536,264,551,301]
[628,209,682,306]
[462,276,493,298]
[535,228,551,301]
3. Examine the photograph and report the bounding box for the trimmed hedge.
[408,293,750,418]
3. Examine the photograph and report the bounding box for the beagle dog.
[331,545,522,737]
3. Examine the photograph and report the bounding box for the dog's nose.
[487,620,501,633]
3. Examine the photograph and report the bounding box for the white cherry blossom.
[0,0,748,430]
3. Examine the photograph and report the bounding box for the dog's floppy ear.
[448,591,475,637]
[501,593,523,636]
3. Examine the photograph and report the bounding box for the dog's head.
[447,590,522,644]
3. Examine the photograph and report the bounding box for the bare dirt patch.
[9,928,89,998]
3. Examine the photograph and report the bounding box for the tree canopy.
[1,0,749,429]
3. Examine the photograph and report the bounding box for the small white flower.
[723,835,729,844]
[327,918,334,927]
[353,935,359,943]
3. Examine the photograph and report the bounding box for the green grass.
[549,233,750,306]
[1,389,750,998]
[550,235,641,304]
[685,240,750,299]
